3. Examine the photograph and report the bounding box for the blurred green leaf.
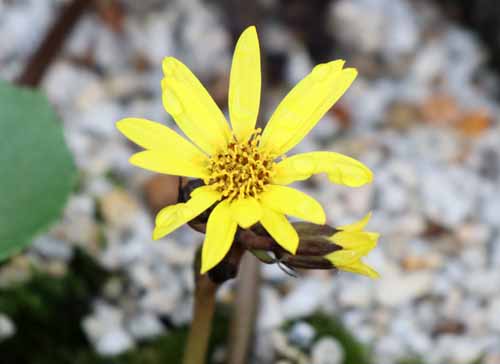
[0,80,76,260]
[0,249,229,364]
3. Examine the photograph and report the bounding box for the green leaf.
[0,81,76,260]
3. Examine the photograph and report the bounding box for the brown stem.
[183,274,218,364]
[16,0,90,87]
[183,243,245,364]
[226,253,261,364]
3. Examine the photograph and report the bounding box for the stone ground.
[1,0,500,363]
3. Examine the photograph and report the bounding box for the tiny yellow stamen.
[205,129,275,201]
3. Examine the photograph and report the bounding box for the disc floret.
[205,129,275,201]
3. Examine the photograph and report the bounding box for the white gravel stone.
[170,297,193,326]
[311,337,344,364]
[375,334,407,362]
[258,287,284,331]
[140,287,182,315]
[31,235,74,261]
[5,1,500,362]
[126,312,164,340]
[95,328,135,356]
[282,279,332,320]
[420,168,478,228]
[0,313,15,341]
[481,193,500,226]
[428,336,487,364]
[463,270,500,298]
[82,302,134,356]
[376,271,433,307]
[456,223,492,246]
[487,297,500,333]
[286,45,314,86]
[288,321,316,349]
[338,279,373,308]
[331,0,419,57]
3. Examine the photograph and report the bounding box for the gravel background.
[1,0,500,363]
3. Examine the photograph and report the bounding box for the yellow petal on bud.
[326,249,366,266]
[329,231,379,250]
[340,260,380,279]
[337,212,372,232]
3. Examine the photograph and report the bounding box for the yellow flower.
[326,213,379,279]
[116,26,373,274]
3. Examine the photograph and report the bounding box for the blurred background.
[1,0,500,363]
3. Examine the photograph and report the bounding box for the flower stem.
[227,254,260,364]
[182,273,218,364]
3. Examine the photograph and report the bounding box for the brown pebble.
[385,101,421,131]
[330,103,352,129]
[432,320,466,337]
[144,175,186,215]
[401,255,442,271]
[209,73,229,110]
[456,109,491,137]
[420,94,461,125]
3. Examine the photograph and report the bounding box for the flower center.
[205,129,275,201]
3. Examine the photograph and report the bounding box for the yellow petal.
[117,118,209,178]
[260,208,299,254]
[326,249,366,266]
[130,150,208,179]
[231,197,262,228]
[259,185,326,225]
[229,26,261,142]
[117,118,200,152]
[201,200,237,274]
[260,61,357,155]
[162,57,231,155]
[153,186,220,239]
[339,260,380,279]
[273,152,373,187]
[329,231,379,251]
[337,212,372,231]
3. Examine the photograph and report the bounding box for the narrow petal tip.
[162,56,178,77]
[337,211,373,232]
[288,237,299,255]
[115,118,126,131]
[363,168,374,185]
[343,67,358,77]
[200,261,212,275]
[115,117,137,135]
[242,25,257,36]
[152,227,164,241]
[128,153,146,169]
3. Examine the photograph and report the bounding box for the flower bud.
[325,213,379,279]
[240,215,379,278]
